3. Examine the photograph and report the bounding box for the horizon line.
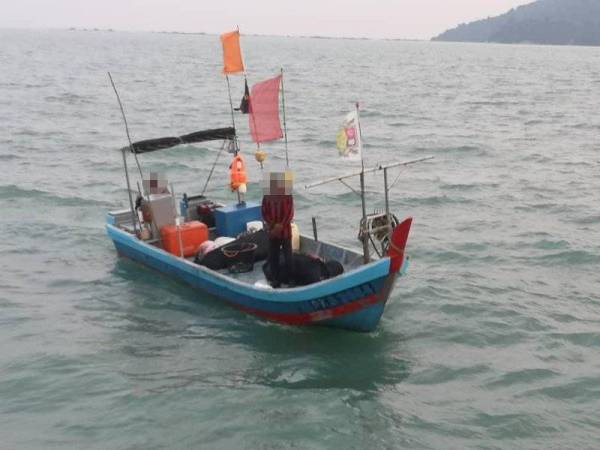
[0,25,432,42]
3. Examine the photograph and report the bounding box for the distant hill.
[432,0,600,46]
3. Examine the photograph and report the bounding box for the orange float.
[230,154,248,191]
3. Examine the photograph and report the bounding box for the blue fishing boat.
[104,121,424,331]
[105,31,431,332]
[106,206,412,332]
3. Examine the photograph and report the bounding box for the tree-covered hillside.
[432,0,600,46]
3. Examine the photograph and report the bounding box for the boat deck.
[110,209,366,288]
[193,237,365,289]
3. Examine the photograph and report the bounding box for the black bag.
[263,253,344,286]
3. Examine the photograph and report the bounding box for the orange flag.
[221,30,245,75]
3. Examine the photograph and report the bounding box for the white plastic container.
[214,236,235,248]
[246,221,264,233]
[291,223,300,251]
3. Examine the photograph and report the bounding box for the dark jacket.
[261,194,294,240]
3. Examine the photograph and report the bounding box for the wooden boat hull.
[106,218,407,332]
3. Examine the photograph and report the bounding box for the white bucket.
[246,221,264,233]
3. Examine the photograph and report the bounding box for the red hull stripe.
[235,294,382,325]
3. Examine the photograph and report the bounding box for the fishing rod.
[108,71,144,235]
[107,72,145,185]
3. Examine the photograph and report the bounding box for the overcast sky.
[2,0,534,39]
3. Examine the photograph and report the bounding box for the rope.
[388,166,407,192]
[201,139,227,196]
[223,249,240,258]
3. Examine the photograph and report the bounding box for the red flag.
[249,75,283,144]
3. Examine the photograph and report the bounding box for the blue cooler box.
[215,202,262,238]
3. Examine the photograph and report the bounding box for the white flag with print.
[336,110,362,161]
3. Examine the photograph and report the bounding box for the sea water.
[1,29,599,449]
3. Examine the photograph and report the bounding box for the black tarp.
[130,127,236,154]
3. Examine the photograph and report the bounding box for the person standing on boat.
[262,171,294,288]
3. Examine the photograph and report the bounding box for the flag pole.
[280,68,290,168]
[225,74,242,204]
[223,27,242,154]
[356,102,364,172]
[225,75,239,154]
[356,102,370,263]
[236,27,260,158]
[248,80,261,155]
[239,24,249,103]
[238,25,251,120]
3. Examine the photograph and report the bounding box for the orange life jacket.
[230,154,248,191]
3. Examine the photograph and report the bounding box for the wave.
[570,214,600,225]
[465,100,521,106]
[388,121,411,128]
[530,239,570,250]
[521,153,554,163]
[409,364,490,385]
[548,332,600,348]
[484,368,559,389]
[45,93,92,105]
[524,119,545,126]
[358,110,384,118]
[517,250,600,266]
[402,194,478,206]
[516,231,553,239]
[0,184,110,207]
[439,182,499,191]
[417,249,474,264]
[518,376,600,402]
[414,144,488,156]
[514,202,561,212]
[0,154,21,161]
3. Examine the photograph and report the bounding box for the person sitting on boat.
[261,171,294,288]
